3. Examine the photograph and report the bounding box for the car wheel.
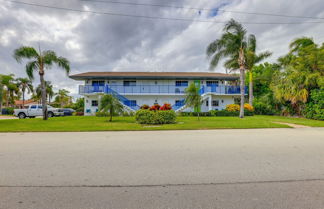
[18,113,26,119]
[48,112,54,118]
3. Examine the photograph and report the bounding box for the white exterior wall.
[82,78,237,115]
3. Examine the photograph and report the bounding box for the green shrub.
[135,109,176,124]
[1,107,14,115]
[304,89,324,120]
[95,112,110,117]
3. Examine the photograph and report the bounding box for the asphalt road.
[1,128,324,209]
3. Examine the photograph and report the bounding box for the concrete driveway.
[0,128,324,209]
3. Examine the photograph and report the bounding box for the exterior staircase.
[104,85,140,112]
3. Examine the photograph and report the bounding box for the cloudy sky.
[0,0,324,98]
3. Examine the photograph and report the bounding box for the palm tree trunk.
[22,89,25,109]
[109,111,113,122]
[249,70,253,106]
[239,49,245,118]
[39,72,48,120]
[0,84,3,115]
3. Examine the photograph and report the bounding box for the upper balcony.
[79,85,247,95]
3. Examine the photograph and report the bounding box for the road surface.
[1,128,324,208]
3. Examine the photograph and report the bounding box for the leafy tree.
[0,74,17,107]
[184,83,202,120]
[72,97,84,112]
[206,19,254,118]
[99,94,124,122]
[54,89,71,107]
[17,78,33,108]
[304,89,324,120]
[14,46,70,120]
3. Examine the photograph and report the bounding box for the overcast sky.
[0,0,324,98]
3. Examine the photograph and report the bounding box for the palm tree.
[1,74,16,107]
[0,75,3,115]
[14,46,70,120]
[55,89,70,107]
[244,46,272,105]
[99,94,124,122]
[206,19,254,118]
[17,78,33,108]
[184,83,202,120]
[36,81,55,104]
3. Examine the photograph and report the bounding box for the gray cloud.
[0,0,323,98]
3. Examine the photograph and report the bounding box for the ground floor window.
[91,100,98,107]
[175,100,184,106]
[206,100,209,107]
[124,100,136,106]
[212,100,219,106]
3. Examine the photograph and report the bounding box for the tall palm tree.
[243,40,272,105]
[17,78,33,108]
[99,94,124,122]
[14,46,70,120]
[0,75,3,115]
[206,19,253,118]
[184,83,202,120]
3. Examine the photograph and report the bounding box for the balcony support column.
[208,94,212,111]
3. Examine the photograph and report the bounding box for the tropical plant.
[272,37,324,115]
[184,83,202,120]
[207,19,254,118]
[14,46,70,120]
[17,78,33,108]
[99,94,124,122]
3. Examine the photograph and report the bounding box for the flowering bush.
[160,103,172,110]
[140,104,150,110]
[149,104,161,111]
[226,104,254,112]
[244,104,254,112]
[226,104,240,112]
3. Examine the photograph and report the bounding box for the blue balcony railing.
[79,84,247,95]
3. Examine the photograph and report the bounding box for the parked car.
[60,108,75,116]
[14,105,64,119]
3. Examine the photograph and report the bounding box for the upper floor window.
[123,80,136,86]
[175,81,188,87]
[92,80,105,86]
[206,81,219,86]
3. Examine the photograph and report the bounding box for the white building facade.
[70,72,246,116]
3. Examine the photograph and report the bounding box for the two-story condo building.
[70,72,246,116]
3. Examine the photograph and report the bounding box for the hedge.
[135,109,176,124]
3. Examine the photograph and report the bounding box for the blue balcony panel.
[79,85,247,95]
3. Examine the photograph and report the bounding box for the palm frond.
[13,46,39,63]
[247,34,256,52]
[56,57,70,74]
[25,61,39,80]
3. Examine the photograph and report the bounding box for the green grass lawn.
[0,115,323,132]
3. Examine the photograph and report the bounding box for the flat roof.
[69,72,239,80]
